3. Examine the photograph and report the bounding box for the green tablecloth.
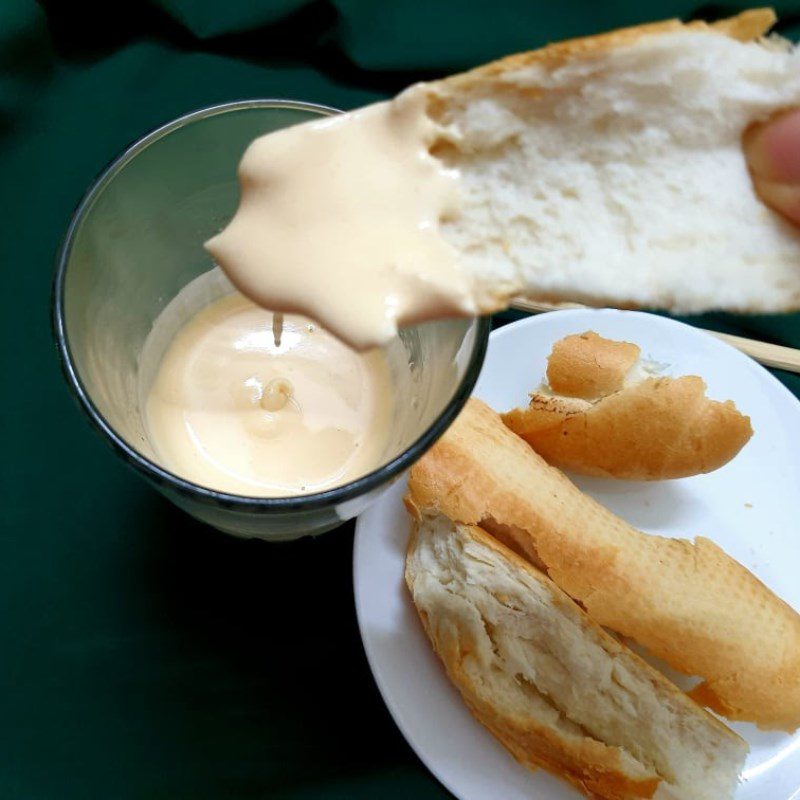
[2,1,799,797]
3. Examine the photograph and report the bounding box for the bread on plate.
[408,398,800,731]
[405,509,749,800]
[502,331,753,479]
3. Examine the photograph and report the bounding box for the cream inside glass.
[140,90,481,502]
[141,270,396,498]
[56,100,488,540]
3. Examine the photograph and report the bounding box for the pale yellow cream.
[205,86,476,351]
[145,293,393,497]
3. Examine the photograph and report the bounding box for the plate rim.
[353,308,800,800]
[489,308,799,409]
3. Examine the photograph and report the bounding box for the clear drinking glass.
[53,100,490,540]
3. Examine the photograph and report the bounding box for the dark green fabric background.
[2,1,799,797]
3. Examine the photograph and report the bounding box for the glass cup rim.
[52,98,491,513]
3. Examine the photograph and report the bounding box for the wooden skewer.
[706,331,800,373]
[509,297,800,374]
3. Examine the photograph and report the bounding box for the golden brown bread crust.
[406,520,661,800]
[503,375,754,480]
[546,331,641,400]
[408,398,800,730]
[415,615,660,800]
[711,7,778,40]
[406,516,747,799]
[438,9,776,94]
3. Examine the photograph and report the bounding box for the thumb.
[744,109,800,226]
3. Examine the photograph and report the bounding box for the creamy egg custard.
[145,293,393,497]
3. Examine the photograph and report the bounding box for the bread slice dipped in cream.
[502,331,753,479]
[405,510,749,800]
[208,9,800,351]
[408,398,800,732]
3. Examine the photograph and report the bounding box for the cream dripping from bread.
[207,10,800,348]
[145,293,393,497]
[205,86,477,351]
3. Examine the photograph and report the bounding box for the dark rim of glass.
[52,99,491,513]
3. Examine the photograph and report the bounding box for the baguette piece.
[502,331,753,479]
[545,331,641,401]
[210,10,800,352]
[405,512,748,800]
[426,8,800,315]
[408,398,800,730]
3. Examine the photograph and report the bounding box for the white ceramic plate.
[353,309,800,800]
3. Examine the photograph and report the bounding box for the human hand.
[744,109,800,226]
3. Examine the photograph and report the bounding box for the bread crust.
[407,524,660,800]
[406,515,747,800]
[408,398,800,730]
[424,7,798,317]
[503,376,754,480]
[437,9,776,94]
[546,331,641,400]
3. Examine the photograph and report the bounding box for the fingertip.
[750,178,800,227]
[744,108,800,184]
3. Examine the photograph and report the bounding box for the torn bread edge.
[408,398,800,730]
[502,331,753,479]
[405,509,748,800]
